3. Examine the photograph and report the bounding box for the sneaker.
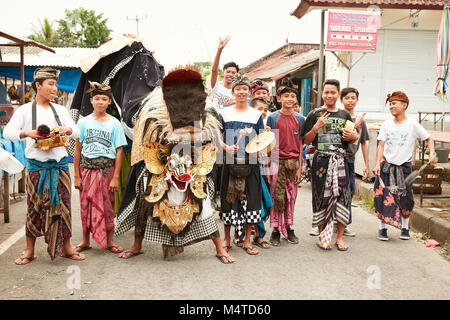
[343,227,356,237]
[377,228,389,241]
[400,228,410,240]
[270,231,281,246]
[308,227,319,236]
[286,229,299,244]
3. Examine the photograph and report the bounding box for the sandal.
[316,241,332,251]
[242,246,259,255]
[335,241,349,251]
[233,238,244,247]
[63,252,86,260]
[253,237,270,249]
[119,250,143,259]
[74,245,92,253]
[14,255,36,265]
[216,254,234,264]
[107,245,123,253]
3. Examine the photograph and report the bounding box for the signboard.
[326,9,381,52]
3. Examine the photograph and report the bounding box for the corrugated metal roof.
[0,46,95,68]
[249,49,320,80]
[291,0,447,19]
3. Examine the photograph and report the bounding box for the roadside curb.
[354,178,450,245]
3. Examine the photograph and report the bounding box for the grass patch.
[442,242,450,256]
[363,195,374,210]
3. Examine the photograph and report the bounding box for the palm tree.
[28,18,59,46]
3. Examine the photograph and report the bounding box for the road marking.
[0,226,24,256]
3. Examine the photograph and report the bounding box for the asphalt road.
[0,177,449,300]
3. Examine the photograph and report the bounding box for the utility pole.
[127,15,148,37]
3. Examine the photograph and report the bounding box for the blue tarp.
[0,66,81,92]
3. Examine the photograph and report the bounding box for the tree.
[193,61,222,81]
[28,18,59,47]
[56,8,112,47]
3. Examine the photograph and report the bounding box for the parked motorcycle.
[301,144,315,182]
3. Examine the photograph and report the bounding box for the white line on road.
[0,226,24,256]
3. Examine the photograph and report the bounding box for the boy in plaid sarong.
[301,79,358,251]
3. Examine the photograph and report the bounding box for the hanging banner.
[326,9,381,52]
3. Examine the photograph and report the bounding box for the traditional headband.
[86,81,113,98]
[33,67,60,81]
[386,91,409,106]
[251,80,269,95]
[232,73,251,91]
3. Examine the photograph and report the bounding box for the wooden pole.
[20,45,25,105]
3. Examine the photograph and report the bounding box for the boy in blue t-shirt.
[74,82,127,253]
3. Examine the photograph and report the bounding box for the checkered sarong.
[222,196,261,238]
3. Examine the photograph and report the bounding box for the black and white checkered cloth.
[115,164,219,245]
[222,196,261,238]
[144,214,218,246]
[114,165,148,237]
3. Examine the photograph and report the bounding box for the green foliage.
[193,61,222,81]
[443,242,450,256]
[363,195,374,210]
[56,8,112,47]
[28,18,59,46]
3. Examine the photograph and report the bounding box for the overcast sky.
[1,0,321,70]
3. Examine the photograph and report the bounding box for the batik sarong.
[374,161,414,229]
[26,157,72,260]
[80,157,116,250]
[269,159,298,239]
[311,149,351,248]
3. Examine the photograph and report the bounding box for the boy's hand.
[373,164,381,176]
[109,177,119,193]
[218,36,230,50]
[24,130,41,139]
[74,176,82,191]
[363,166,369,180]
[313,112,329,131]
[294,167,302,184]
[342,128,358,142]
[429,154,438,164]
[224,96,236,106]
[225,144,238,155]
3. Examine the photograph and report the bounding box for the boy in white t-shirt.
[210,36,238,110]
[373,91,437,241]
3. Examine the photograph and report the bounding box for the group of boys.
[3,37,437,265]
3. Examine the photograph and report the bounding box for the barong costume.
[374,91,429,229]
[3,67,80,259]
[114,66,222,258]
[219,75,265,240]
[301,107,353,248]
[266,109,305,239]
[77,83,128,249]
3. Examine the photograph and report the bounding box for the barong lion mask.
[135,65,221,234]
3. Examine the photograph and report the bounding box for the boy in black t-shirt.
[301,79,358,251]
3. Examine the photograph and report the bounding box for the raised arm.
[210,36,230,89]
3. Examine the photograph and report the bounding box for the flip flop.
[316,242,332,251]
[242,246,259,255]
[335,242,349,252]
[74,245,92,253]
[216,254,234,264]
[253,239,270,249]
[14,255,36,265]
[107,245,123,253]
[119,250,143,259]
[63,252,85,260]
